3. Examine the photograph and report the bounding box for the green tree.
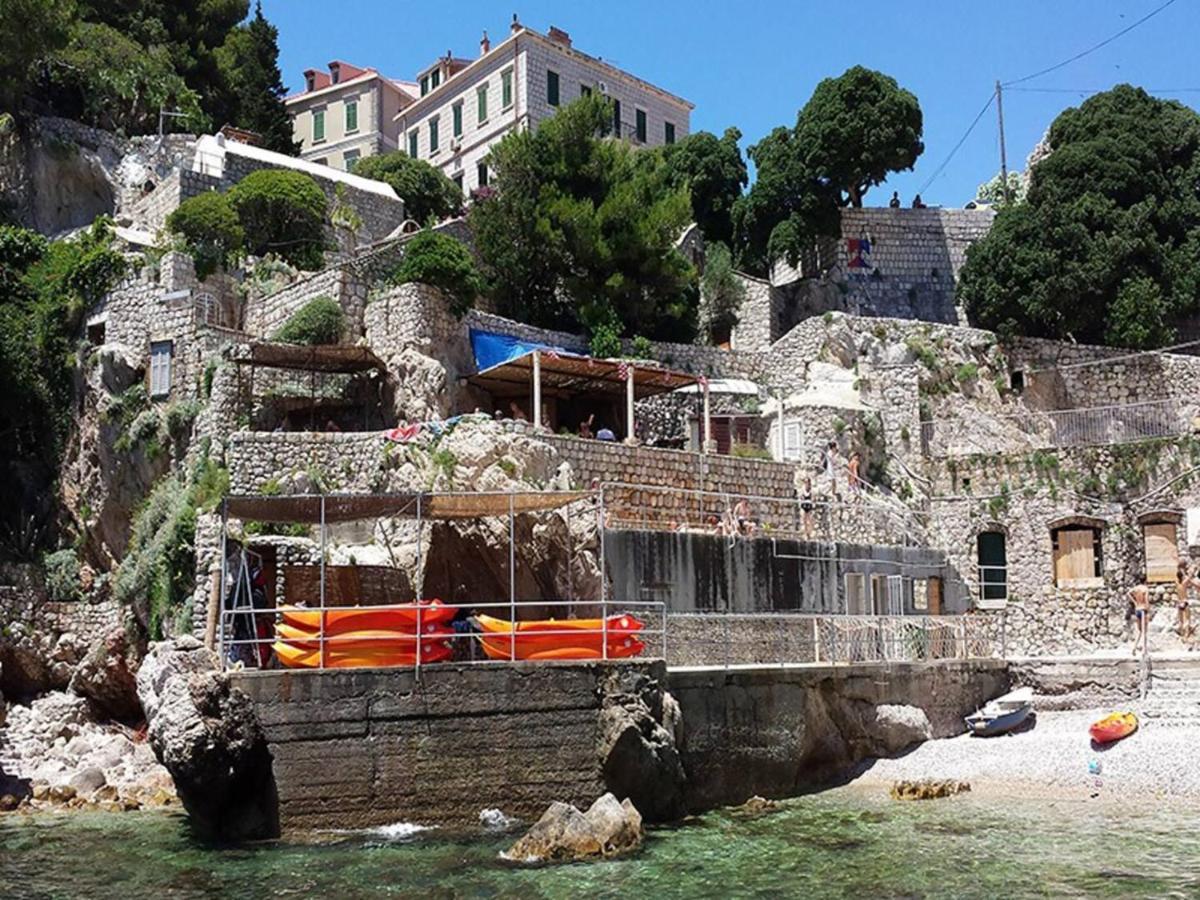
[165,191,244,279]
[660,127,747,246]
[698,242,745,343]
[0,0,74,112]
[975,171,1027,206]
[213,1,297,153]
[0,219,126,557]
[44,22,208,134]
[351,152,463,224]
[227,169,328,269]
[470,95,695,343]
[389,229,483,317]
[734,66,923,273]
[959,85,1200,349]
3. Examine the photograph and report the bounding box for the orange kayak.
[279,601,456,635]
[273,639,454,669]
[474,613,646,661]
[275,622,454,651]
[1090,712,1138,744]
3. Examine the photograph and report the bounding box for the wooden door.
[1054,527,1096,588]
[1144,523,1178,584]
[928,577,942,615]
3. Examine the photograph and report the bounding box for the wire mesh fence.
[922,398,1198,457]
[665,613,1002,668]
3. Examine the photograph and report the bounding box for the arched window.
[1050,517,1105,589]
[977,530,1007,605]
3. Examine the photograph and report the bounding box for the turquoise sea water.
[2,788,1198,899]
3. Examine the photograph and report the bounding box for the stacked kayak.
[474,613,645,661]
[273,600,456,668]
[1089,711,1138,744]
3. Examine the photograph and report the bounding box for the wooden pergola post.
[624,364,636,445]
[532,350,542,431]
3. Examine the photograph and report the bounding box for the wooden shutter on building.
[1053,527,1098,588]
[1144,522,1179,583]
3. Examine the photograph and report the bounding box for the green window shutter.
[313,110,325,142]
[665,122,676,145]
[502,68,513,108]
[429,117,439,152]
[477,162,488,187]
[547,70,559,106]
[477,85,488,122]
[345,101,358,132]
[635,108,646,142]
[408,130,418,158]
[420,76,429,96]
[611,99,621,136]
[453,103,463,137]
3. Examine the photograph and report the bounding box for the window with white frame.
[149,341,173,398]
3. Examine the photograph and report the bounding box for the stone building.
[288,18,693,194]
[285,61,416,171]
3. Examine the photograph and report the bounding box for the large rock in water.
[504,793,644,863]
[136,637,278,840]
[597,668,686,821]
[69,629,141,723]
[872,704,933,754]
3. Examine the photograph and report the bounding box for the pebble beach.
[851,706,1200,803]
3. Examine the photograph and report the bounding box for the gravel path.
[852,707,1200,801]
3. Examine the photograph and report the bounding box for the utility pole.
[995,80,1011,206]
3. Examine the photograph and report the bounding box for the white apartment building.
[287,20,693,189]
[286,61,415,171]
[399,20,693,194]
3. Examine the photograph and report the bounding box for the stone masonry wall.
[228,432,385,495]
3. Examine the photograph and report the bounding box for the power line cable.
[1008,86,1200,95]
[1002,0,1181,86]
[917,92,995,195]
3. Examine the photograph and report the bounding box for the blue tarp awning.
[470,328,571,373]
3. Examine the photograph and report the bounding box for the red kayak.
[1090,712,1138,744]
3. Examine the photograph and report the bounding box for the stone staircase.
[1141,661,1200,726]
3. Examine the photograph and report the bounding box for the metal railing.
[922,398,1197,457]
[665,613,1002,668]
[218,598,667,672]
[600,482,928,547]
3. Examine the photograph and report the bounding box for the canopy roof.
[468,349,700,401]
[225,490,593,523]
[231,342,384,373]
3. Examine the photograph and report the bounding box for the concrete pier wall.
[229,662,650,831]
[670,659,1009,812]
[231,657,1008,832]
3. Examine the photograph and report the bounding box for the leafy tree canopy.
[698,242,745,343]
[227,169,328,270]
[0,0,295,146]
[659,127,748,246]
[351,152,463,224]
[273,295,344,345]
[166,191,244,280]
[389,230,483,317]
[734,66,923,274]
[959,85,1200,349]
[469,95,696,344]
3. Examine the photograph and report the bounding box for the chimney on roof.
[511,13,521,34]
[547,26,571,47]
[480,30,490,55]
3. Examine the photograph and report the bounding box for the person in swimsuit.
[1130,579,1151,657]
[1177,561,1194,640]
[799,477,815,539]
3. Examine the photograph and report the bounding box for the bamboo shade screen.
[1144,523,1179,584]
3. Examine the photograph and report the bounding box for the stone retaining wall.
[229,661,663,830]
[228,432,385,494]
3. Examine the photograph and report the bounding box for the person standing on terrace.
[1175,561,1194,640]
[847,452,863,496]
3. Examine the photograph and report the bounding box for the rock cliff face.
[136,637,278,840]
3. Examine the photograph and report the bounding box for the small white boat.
[965,687,1034,737]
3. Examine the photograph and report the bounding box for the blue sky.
[263,0,1199,207]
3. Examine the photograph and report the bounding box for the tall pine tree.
[215,2,298,154]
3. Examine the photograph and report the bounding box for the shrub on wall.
[389,230,483,317]
[351,152,463,224]
[272,295,344,345]
[43,548,81,603]
[227,169,328,270]
[165,191,244,280]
